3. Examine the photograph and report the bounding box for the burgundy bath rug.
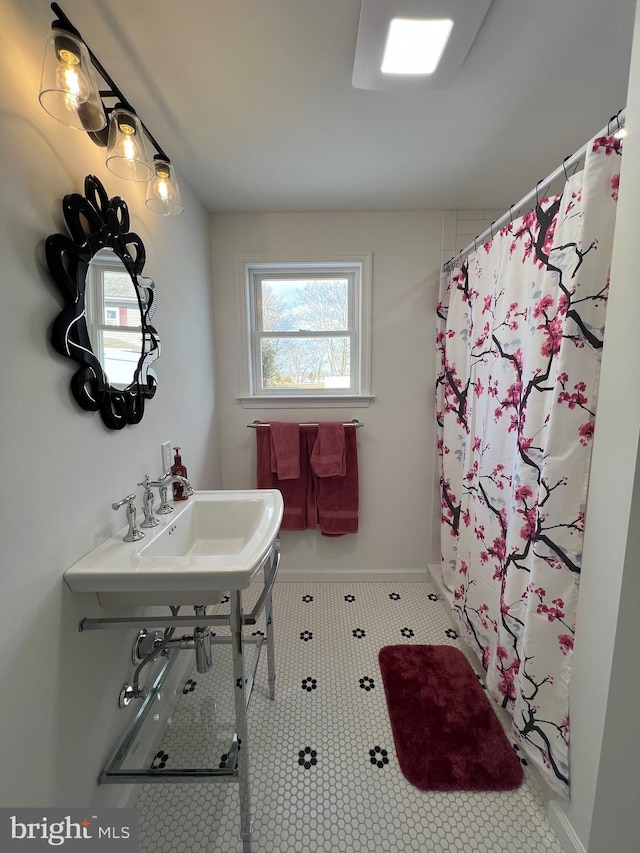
[378,644,523,791]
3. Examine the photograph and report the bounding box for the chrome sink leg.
[193,606,212,673]
[230,589,253,852]
[264,553,276,701]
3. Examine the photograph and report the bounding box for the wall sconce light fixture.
[146,156,184,216]
[38,2,184,215]
[105,106,153,182]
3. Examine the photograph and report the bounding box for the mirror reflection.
[86,248,145,389]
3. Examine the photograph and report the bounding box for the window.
[237,256,372,406]
[86,248,146,388]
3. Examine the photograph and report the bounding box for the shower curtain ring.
[562,156,570,182]
[535,179,544,205]
[490,221,495,240]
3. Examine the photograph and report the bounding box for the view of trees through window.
[258,277,352,390]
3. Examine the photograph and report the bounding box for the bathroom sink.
[64,490,283,607]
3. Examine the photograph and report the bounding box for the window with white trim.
[86,248,145,389]
[237,257,372,406]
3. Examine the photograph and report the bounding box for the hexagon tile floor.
[135,582,563,853]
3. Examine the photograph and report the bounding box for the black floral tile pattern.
[150,750,169,770]
[298,747,318,769]
[513,744,529,766]
[135,582,563,853]
[369,746,389,768]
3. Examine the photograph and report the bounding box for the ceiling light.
[381,18,453,75]
[353,0,493,91]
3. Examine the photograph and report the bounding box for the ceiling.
[63,0,636,213]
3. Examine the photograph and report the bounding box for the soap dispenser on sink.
[171,447,188,501]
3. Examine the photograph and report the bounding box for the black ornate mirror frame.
[45,175,160,429]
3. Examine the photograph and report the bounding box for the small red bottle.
[171,446,188,501]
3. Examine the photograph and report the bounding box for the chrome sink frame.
[80,540,280,853]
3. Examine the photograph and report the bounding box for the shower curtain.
[436,134,622,797]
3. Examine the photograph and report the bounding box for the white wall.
[548,2,640,850]
[0,0,221,807]
[210,211,442,579]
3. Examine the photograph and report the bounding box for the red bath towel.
[309,425,359,535]
[256,425,309,530]
[310,422,346,477]
[269,422,301,479]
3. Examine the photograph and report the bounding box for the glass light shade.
[145,157,184,215]
[105,108,153,182]
[38,29,106,131]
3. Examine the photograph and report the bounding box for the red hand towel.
[269,422,301,480]
[256,426,308,530]
[309,426,359,536]
[310,422,346,477]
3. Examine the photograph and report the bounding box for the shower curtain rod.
[443,109,626,272]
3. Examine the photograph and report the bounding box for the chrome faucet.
[137,475,161,528]
[138,472,194,527]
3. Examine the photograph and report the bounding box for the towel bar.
[247,419,363,428]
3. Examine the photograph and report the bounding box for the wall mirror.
[45,174,160,429]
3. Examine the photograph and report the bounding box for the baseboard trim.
[277,569,431,583]
[427,562,450,597]
[547,801,586,853]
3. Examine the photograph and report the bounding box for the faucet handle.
[112,494,145,542]
[112,493,137,511]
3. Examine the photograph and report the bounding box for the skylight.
[352,0,493,92]
[381,18,454,75]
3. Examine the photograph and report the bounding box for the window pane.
[261,336,351,390]
[103,270,142,327]
[261,278,349,332]
[100,328,143,387]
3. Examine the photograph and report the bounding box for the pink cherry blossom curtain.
[436,134,622,796]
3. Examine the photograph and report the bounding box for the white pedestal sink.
[64,489,283,607]
[65,489,283,853]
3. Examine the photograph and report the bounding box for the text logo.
[1,809,138,850]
